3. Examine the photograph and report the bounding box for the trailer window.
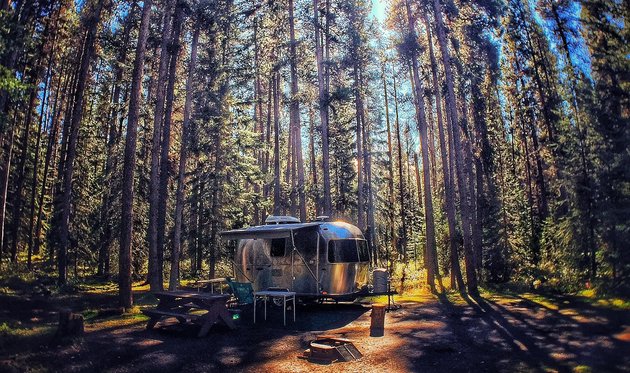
[357,240,369,262]
[328,239,368,263]
[270,238,286,257]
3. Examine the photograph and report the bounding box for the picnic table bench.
[142,291,235,337]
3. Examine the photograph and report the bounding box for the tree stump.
[55,309,84,338]
[370,303,386,337]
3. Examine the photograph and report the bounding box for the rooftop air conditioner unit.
[264,215,300,225]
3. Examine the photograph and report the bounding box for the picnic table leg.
[217,309,236,330]
[196,301,235,337]
[198,319,214,337]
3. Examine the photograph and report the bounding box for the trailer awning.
[220,222,321,240]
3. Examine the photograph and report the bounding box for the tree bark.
[288,0,306,221]
[273,72,281,214]
[57,0,104,284]
[405,0,440,292]
[157,0,185,289]
[423,12,464,291]
[431,0,477,295]
[119,0,152,308]
[169,24,199,290]
[354,65,365,230]
[313,0,332,216]
[148,0,175,292]
[382,64,396,271]
[392,73,407,260]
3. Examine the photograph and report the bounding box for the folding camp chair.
[226,278,255,307]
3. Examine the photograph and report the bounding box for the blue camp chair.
[226,278,255,307]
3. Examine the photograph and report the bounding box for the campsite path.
[1,289,629,372]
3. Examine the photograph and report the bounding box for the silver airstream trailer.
[220,216,370,300]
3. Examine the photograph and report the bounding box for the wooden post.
[370,303,386,337]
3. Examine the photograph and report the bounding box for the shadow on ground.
[1,288,629,373]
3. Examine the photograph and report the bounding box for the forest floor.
[0,277,629,373]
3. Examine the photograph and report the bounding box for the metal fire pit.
[301,336,362,364]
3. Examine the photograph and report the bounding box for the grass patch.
[573,365,592,373]
[576,288,630,310]
[0,321,55,351]
[519,293,560,310]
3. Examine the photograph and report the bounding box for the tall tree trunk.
[354,65,365,230]
[308,107,320,217]
[27,55,54,268]
[288,0,306,221]
[119,0,152,308]
[382,64,396,271]
[169,24,199,290]
[432,0,477,295]
[392,73,407,260]
[157,0,185,288]
[423,12,464,290]
[98,10,133,276]
[252,16,262,225]
[148,0,175,291]
[34,57,71,259]
[0,116,16,264]
[313,0,332,216]
[364,104,376,265]
[273,72,281,214]
[405,0,440,292]
[10,85,37,262]
[57,0,104,284]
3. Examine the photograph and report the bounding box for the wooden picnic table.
[193,277,227,293]
[142,290,235,337]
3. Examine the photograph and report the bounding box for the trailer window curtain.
[328,239,369,263]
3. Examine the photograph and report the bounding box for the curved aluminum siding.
[233,221,369,297]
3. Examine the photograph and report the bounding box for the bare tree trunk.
[119,0,152,308]
[313,0,332,216]
[27,58,54,268]
[432,0,477,295]
[57,0,104,284]
[157,1,184,288]
[382,64,396,271]
[253,17,262,225]
[392,73,407,260]
[97,11,132,276]
[354,65,365,230]
[308,107,320,217]
[423,12,464,290]
[262,75,273,221]
[169,24,199,290]
[288,0,306,222]
[148,0,175,291]
[34,57,71,259]
[10,79,40,262]
[364,104,376,265]
[273,72,281,214]
[405,0,440,292]
[0,116,16,264]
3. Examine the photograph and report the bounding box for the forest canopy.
[0,0,628,307]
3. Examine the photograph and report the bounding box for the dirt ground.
[1,284,629,373]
